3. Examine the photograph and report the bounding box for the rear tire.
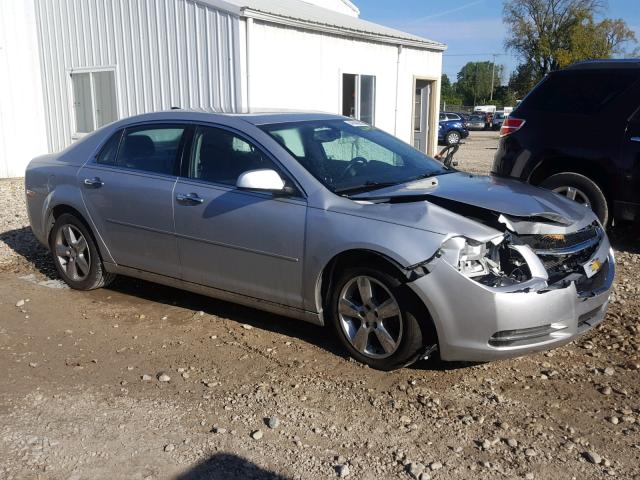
[50,213,116,290]
[539,172,609,226]
[329,266,436,371]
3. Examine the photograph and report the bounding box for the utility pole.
[490,53,496,101]
[473,62,478,107]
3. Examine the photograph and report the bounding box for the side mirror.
[236,169,291,194]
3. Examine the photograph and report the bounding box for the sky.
[354,0,640,85]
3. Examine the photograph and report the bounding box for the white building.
[0,0,445,178]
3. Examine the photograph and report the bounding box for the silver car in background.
[25,111,614,370]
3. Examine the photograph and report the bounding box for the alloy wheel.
[54,224,91,281]
[338,275,403,359]
[552,186,592,208]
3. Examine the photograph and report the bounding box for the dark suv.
[493,60,640,226]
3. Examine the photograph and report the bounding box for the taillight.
[499,117,525,137]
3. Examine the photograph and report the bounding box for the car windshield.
[260,119,450,195]
[470,115,484,121]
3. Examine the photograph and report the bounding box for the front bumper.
[408,242,615,362]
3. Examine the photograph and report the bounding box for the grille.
[518,224,601,251]
[516,223,603,283]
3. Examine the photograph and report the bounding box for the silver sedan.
[25,111,614,370]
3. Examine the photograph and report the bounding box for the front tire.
[329,266,435,370]
[539,172,609,226]
[50,213,116,290]
[445,130,461,146]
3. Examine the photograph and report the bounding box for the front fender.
[302,207,447,313]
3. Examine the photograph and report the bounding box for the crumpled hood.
[352,172,590,224]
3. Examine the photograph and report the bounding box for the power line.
[443,52,509,57]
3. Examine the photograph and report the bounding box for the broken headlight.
[444,236,532,287]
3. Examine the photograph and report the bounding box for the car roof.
[111,109,346,127]
[565,59,640,71]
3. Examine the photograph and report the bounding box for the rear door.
[78,124,188,277]
[173,124,307,308]
[621,106,640,215]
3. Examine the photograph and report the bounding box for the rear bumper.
[408,247,614,362]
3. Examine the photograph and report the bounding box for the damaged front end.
[419,195,613,298]
[438,233,549,293]
[405,201,615,362]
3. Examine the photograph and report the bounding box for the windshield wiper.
[334,181,400,196]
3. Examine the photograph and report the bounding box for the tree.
[508,62,539,99]
[503,0,637,84]
[493,86,518,107]
[556,16,636,67]
[504,0,601,80]
[440,74,463,106]
[456,61,503,106]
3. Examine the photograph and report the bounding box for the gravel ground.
[1,139,639,479]
[442,130,501,175]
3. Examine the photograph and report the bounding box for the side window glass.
[189,126,279,186]
[439,113,446,121]
[117,125,185,175]
[96,130,122,166]
[268,128,306,157]
[526,71,638,115]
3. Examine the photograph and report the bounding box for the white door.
[413,80,431,152]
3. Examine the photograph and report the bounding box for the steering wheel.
[337,156,368,180]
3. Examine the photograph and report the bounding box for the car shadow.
[175,453,289,480]
[106,275,347,360]
[0,226,57,278]
[608,222,640,254]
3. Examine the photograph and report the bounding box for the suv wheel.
[50,213,116,290]
[540,172,609,226]
[329,266,436,370]
[445,130,461,146]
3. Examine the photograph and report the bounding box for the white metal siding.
[34,0,241,153]
[247,21,442,151]
[0,0,48,178]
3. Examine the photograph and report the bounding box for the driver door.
[173,125,307,308]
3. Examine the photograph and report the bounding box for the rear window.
[521,70,639,115]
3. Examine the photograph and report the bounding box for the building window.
[71,70,118,134]
[342,73,376,125]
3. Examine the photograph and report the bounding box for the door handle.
[631,136,640,143]
[84,177,104,188]
[176,193,204,204]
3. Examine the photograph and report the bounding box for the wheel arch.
[528,156,614,203]
[315,249,436,335]
[46,202,115,265]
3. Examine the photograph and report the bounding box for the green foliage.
[440,74,464,105]
[503,0,637,95]
[456,61,503,105]
[441,65,517,108]
[508,63,539,99]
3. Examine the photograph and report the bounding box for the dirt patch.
[1,160,640,480]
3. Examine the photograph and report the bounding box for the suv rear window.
[522,71,639,115]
